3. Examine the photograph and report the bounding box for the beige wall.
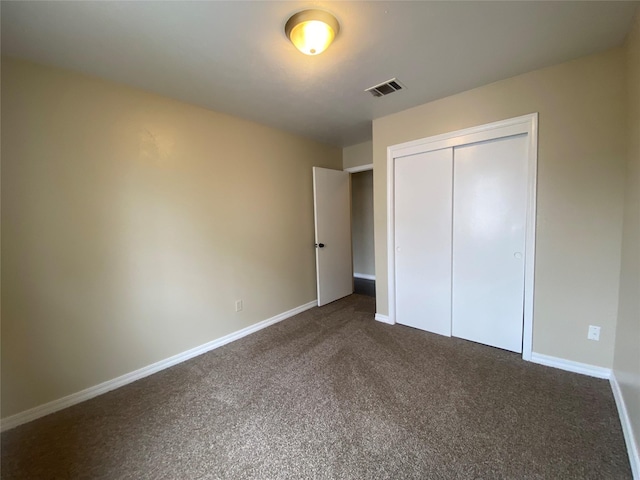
[373,48,627,368]
[613,9,640,461]
[1,58,342,418]
[343,140,372,170]
[351,170,375,277]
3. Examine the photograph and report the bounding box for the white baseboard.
[610,372,640,479]
[374,313,394,325]
[0,299,318,432]
[354,273,375,281]
[530,352,611,379]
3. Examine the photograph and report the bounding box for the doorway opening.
[349,167,375,297]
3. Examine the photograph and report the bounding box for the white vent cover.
[365,78,405,97]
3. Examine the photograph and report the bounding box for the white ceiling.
[2,1,638,147]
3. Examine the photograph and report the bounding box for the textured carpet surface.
[1,294,632,479]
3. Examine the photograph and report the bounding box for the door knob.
[315,243,325,248]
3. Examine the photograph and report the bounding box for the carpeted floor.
[1,294,632,479]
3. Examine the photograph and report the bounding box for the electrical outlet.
[235,300,243,312]
[587,325,600,341]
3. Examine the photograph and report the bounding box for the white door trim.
[386,113,538,361]
[344,163,373,173]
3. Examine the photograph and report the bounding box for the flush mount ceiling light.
[285,9,340,56]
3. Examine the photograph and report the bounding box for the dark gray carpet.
[1,294,631,479]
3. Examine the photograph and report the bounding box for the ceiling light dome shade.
[285,10,340,56]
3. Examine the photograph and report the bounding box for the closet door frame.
[386,113,538,361]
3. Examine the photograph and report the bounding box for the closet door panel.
[452,134,528,352]
[395,148,453,336]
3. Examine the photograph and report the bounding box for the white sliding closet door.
[452,134,528,352]
[395,148,453,336]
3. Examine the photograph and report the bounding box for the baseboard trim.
[374,313,394,325]
[1,299,318,432]
[353,273,376,281]
[610,372,640,479]
[530,352,611,379]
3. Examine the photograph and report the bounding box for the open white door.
[313,167,353,306]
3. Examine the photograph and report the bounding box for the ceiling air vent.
[365,78,405,97]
